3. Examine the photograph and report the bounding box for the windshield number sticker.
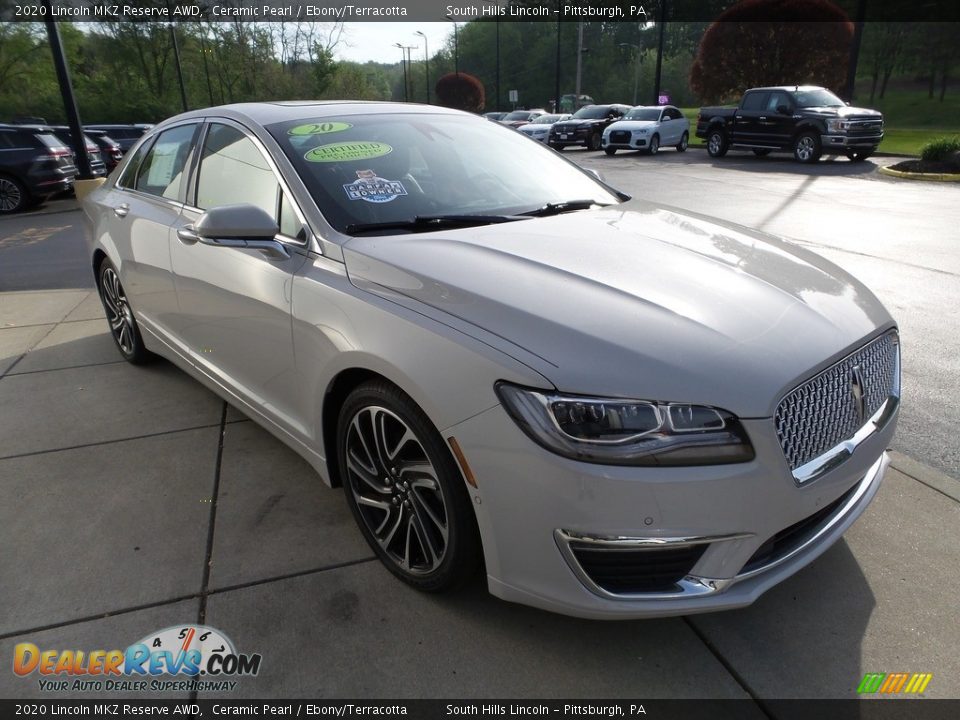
[343,170,408,204]
[288,122,353,136]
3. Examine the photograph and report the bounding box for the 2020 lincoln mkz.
[83,102,899,619]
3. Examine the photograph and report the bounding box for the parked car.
[84,124,154,154]
[84,102,899,619]
[0,123,77,213]
[696,86,884,163]
[46,126,107,178]
[517,113,571,142]
[602,105,690,155]
[499,109,547,129]
[548,104,631,151]
[83,129,125,172]
[482,112,507,121]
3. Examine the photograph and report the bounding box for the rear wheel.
[97,259,153,364]
[676,132,689,152]
[793,132,822,163]
[706,129,728,158]
[846,150,873,162]
[0,175,28,214]
[587,132,602,151]
[752,148,772,157]
[648,134,660,155]
[604,147,616,156]
[337,380,481,592]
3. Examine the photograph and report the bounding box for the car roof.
[747,85,826,92]
[85,123,154,129]
[162,101,466,129]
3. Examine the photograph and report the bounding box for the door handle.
[113,203,129,218]
[177,225,200,245]
[758,116,767,121]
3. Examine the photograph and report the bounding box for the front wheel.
[793,132,822,163]
[97,259,153,364]
[337,380,481,592]
[0,174,28,214]
[648,134,660,155]
[846,150,873,162]
[587,132,602,151]
[676,132,689,152]
[706,129,728,158]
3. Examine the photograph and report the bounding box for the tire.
[752,148,772,157]
[0,174,29,214]
[846,150,873,162]
[96,258,153,364]
[648,134,660,155]
[604,147,616,156]
[793,131,822,163]
[676,132,688,152]
[706,129,728,158]
[587,132,602,151]
[337,380,481,592]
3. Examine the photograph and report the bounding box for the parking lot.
[1,151,959,704]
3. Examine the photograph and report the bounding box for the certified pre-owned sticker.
[343,170,408,204]
[288,121,353,136]
[304,141,392,163]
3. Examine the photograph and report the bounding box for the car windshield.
[572,106,610,119]
[267,113,619,234]
[793,89,845,107]
[533,114,564,124]
[503,111,532,121]
[624,108,662,121]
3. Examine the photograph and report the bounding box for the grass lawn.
[676,83,960,156]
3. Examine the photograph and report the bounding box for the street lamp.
[445,14,459,75]
[393,43,409,102]
[414,30,430,104]
[619,43,642,106]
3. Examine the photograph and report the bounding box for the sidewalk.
[1,289,958,702]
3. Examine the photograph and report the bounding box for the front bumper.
[602,134,649,150]
[821,133,883,150]
[446,404,895,619]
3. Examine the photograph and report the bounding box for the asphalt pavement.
[1,158,958,704]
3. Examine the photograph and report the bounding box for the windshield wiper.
[520,199,612,217]
[345,214,530,235]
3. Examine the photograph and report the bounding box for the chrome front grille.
[775,332,899,473]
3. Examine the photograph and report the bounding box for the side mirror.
[178,203,289,259]
[777,104,791,115]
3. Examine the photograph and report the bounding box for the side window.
[767,92,790,112]
[118,137,154,188]
[134,124,196,200]
[197,123,302,240]
[741,92,768,112]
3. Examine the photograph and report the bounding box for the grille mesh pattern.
[775,333,898,470]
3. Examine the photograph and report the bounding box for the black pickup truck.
[696,86,883,163]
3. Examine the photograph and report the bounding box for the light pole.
[393,43,409,102]
[574,21,584,107]
[169,23,189,113]
[415,31,430,104]
[619,43,642,105]
[445,14,459,75]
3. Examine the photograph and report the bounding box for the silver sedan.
[83,102,899,619]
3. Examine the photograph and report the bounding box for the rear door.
[91,122,200,337]
[168,119,310,437]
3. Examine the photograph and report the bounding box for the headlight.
[826,119,848,133]
[495,383,755,466]
[636,128,649,134]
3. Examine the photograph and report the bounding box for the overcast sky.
[334,22,454,65]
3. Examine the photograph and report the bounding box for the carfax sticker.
[304,141,392,163]
[288,121,353,136]
[343,169,408,204]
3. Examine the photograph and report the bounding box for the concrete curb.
[878,165,960,182]
[889,451,960,504]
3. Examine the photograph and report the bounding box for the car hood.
[342,201,894,417]
[518,123,549,132]
[605,120,658,133]
[553,119,604,129]
[803,105,883,119]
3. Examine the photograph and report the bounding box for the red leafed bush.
[435,72,486,113]
[690,0,854,103]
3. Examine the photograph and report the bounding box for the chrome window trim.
[555,452,883,601]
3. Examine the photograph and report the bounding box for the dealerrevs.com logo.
[13,625,261,693]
